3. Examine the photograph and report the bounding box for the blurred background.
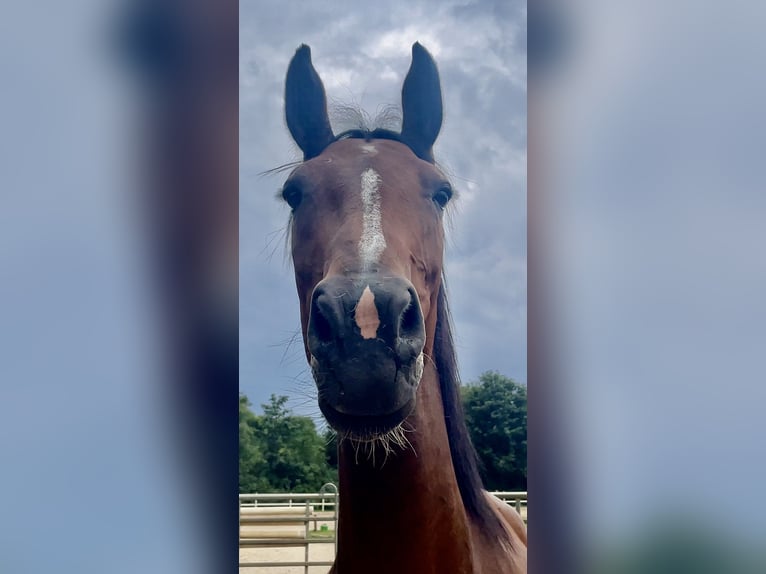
[1,1,764,573]
[531,0,766,572]
[0,0,237,571]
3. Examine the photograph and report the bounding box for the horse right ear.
[285,45,335,160]
[400,43,443,163]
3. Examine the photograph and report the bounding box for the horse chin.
[313,352,424,438]
[318,396,417,439]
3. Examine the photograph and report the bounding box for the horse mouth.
[312,352,424,436]
[318,396,417,438]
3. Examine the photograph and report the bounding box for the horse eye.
[281,183,303,210]
[432,185,452,209]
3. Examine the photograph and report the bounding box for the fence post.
[319,482,339,554]
[304,501,310,574]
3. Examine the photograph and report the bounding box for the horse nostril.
[312,304,334,342]
[399,288,423,339]
[310,289,342,344]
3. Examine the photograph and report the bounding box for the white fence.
[239,483,338,572]
[239,485,526,572]
[491,491,529,520]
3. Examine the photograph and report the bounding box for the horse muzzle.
[307,274,426,434]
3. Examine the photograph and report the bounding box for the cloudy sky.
[240,0,527,414]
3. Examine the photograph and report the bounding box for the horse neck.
[333,362,475,573]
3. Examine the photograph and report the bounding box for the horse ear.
[285,45,334,160]
[400,43,443,163]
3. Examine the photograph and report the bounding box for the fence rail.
[239,486,526,572]
[491,491,529,515]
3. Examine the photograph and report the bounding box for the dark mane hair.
[334,127,405,145]
[433,277,511,544]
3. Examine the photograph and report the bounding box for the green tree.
[324,427,338,470]
[462,371,527,490]
[239,394,268,492]
[239,393,337,492]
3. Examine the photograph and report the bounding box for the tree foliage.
[239,394,337,492]
[462,371,527,490]
[240,371,527,493]
[239,394,266,491]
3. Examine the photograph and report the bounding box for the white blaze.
[359,168,386,266]
[354,285,380,339]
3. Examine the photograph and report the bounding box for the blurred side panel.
[120,0,239,571]
[531,1,766,573]
[0,0,238,572]
[528,2,580,573]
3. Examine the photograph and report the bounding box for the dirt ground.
[239,542,335,574]
[239,507,526,572]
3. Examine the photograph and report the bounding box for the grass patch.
[309,530,336,539]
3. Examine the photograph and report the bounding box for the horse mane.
[334,127,405,145]
[433,277,511,544]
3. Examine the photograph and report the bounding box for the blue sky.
[239,0,528,415]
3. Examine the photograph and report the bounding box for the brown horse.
[281,43,527,574]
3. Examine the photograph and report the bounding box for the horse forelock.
[328,103,442,164]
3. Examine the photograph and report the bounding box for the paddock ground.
[239,506,526,573]
[239,543,335,574]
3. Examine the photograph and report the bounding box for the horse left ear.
[400,43,443,163]
[285,45,335,160]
